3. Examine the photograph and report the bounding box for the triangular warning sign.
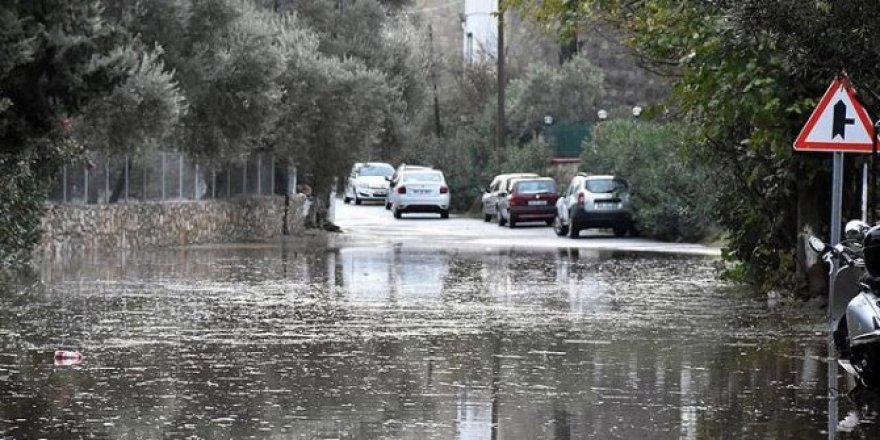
[794,77,875,154]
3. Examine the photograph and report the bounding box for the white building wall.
[462,0,497,63]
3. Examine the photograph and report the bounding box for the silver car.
[389,169,450,219]
[480,173,538,222]
[343,162,394,205]
[554,174,634,238]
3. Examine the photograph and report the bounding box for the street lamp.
[597,109,608,121]
[632,106,643,119]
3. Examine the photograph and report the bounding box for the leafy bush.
[581,120,717,242]
[0,153,52,267]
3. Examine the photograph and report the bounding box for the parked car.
[385,164,431,210]
[481,173,538,222]
[343,162,395,205]
[389,169,450,219]
[496,177,558,228]
[554,174,633,238]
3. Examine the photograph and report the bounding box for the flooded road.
[1,203,877,439]
[2,240,875,439]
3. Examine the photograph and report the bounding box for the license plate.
[414,189,430,195]
[596,202,616,209]
[528,200,547,206]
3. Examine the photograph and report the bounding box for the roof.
[577,173,620,180]
[511,176,554,182]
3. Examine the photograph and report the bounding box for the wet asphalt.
[0,201,877,439]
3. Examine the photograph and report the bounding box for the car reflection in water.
[340,246,448,302]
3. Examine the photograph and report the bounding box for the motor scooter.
[811,220,880,387]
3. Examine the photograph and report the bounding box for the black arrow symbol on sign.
[833,100,854,139]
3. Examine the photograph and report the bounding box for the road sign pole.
[832,152,844,245]
[873,121,878,223]
[862,162,869,222]
[827,151,844,420]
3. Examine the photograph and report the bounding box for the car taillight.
[397,186,407,194]
[439,186,448,194]
[577,193,585,206]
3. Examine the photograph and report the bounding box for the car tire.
[441,210,450,219]
[484,213,492,222]
[613,226,627,237]
[545,219,554,226]
[568,223,580,238]
[385,201,391,210]
[497,211,507,227]
[393,207,402,219]
[508,215,517,228]
[354,196,362,205]
[553,217,568,236]
[343,196,351,204]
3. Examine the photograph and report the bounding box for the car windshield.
[358,165,394,177]
[403,172,443,183]
[515,180,556,194]
[585,179,628,194]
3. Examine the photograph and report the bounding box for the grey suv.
[554,174,634,238]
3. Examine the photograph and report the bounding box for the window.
[567,178,580,196]
[515,180,556,194]
[403,172,443,183]
[584,179,628,194]
[358,165,394,177]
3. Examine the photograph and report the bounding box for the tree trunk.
[305,184,341,232]
[796,164,826,298]
[107,165,127,204]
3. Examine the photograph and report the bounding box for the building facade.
[411,0,667,110]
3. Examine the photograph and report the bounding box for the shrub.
[581,120,717,242]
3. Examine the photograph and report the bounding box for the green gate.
[545,122,592,159]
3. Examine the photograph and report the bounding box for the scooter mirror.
[845,220,870,241]
[808,236,828,254]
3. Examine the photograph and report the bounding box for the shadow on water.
[1,243,876,438]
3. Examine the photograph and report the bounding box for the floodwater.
[0,243,877,439]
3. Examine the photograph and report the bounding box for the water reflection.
[1,244,875,438]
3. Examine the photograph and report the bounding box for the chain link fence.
[47,151,288,204]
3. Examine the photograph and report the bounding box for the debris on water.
[53,349,82,366]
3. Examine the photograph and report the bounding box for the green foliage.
[506,0,880,292]
[582,120,717,242]
[507,56,605,139]
[0,153,50,266]
[72,45,184,158]
[0,1,130,265]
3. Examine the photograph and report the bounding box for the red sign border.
[793,77,875,154]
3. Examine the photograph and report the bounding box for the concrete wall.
[39,195,305,258]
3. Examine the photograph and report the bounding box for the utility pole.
[495,7,505,165]
[429,25,442,138]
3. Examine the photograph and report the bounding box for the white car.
[389,169,450,219]
[343,162,394,205]
[384,164,431,210]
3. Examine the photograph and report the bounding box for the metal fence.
[545,122,593,159]
[47,151,287,204]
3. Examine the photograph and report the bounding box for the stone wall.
[578,24,668,109]
[39,195,305,258]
